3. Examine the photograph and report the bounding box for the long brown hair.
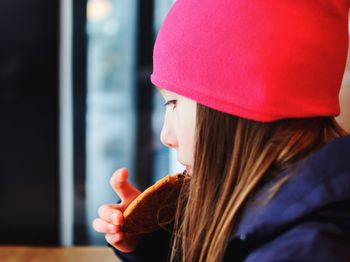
[169,104,347,262]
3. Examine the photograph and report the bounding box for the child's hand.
[92,168,142,253]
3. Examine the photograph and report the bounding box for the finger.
[105,232,123,246]
[110,168,141,202]
[106,233,141,253]
[111,210,124,225]
[92,218,120,234]
[98,204,124,225]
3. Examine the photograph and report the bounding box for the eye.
[163,99,177,110]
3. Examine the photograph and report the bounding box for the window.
[83,0,180,245]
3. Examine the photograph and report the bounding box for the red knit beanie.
[151,0,349,122]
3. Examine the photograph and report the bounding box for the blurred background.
[0,0,349,248]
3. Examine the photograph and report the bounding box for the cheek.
[176,130,195,165]
[177,129,195,151]
[175,104,196,161]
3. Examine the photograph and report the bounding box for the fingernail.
[108,224,117,233]
[114,233,121,242]
[111,213,118,224]
[107,234,117,244]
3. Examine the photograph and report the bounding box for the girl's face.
[158,88,197,175]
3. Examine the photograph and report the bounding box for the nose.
[160,122,178,149]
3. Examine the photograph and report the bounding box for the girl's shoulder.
[226,135,350,261]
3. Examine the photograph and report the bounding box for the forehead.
[158,87,176,97]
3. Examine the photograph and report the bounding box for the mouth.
[185,165,192,176]
[179,161,192,176]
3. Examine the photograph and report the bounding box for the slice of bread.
[122,172,190,236]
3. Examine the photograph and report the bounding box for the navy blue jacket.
[113,136,350,261]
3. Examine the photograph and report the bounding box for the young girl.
[93,0,350,261]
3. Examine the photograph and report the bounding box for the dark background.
[0,0,60,245]
[0,0,155,246]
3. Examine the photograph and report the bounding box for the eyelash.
[163,100,177,110]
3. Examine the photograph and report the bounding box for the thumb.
[110,168,141,205]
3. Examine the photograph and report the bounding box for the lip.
[180,162,192,175]
[185,165,191,174]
